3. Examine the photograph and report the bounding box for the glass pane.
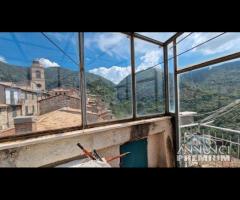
[134,38,164,116]
[84,32,132,124]
[0,32,81,138]
[177,32,240,69]
[168,42,175,113]
[178,58,240,167]
[137,32,176,42]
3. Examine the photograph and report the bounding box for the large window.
[84,32,132,124]
[134,38,164,116]
[179,58,240,125]
[177,32,240,69]
[178,56,240,167]
[0,32,81,138]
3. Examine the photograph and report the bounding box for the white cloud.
[88,32,240,84]
[37,58,60,68]
[137,50,162,71]
[0,56,7,63]
[89,66,131,84]
[85,32,130,59]
[194,33,240,55]
[89,50,162,84]
[178,32,240,56]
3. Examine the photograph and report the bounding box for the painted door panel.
[120,139,148,168]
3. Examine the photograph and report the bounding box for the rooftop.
[36,108,82,131]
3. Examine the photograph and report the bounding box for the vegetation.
[178,60,240,129]
[1,59,240,129]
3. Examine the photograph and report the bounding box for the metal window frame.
[130,33,137,119]
[79,32,87,129]
[177,51,240,74]
[0,32,181,143]
[174,36,240,167]
[163,44,169,114]
[81,32,167,126]
[24,32,240,167]
[122,32,164,46]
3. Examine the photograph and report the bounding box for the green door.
[120,139,148,168]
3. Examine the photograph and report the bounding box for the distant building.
[0,82,40,128]
[30,60,46,92]
[38,94,81,115]
[48,88,79,98]
[0,60,113,137]
[0,60,48,133]
[179,111,197,125]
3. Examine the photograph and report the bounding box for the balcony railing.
[179,123,240,167]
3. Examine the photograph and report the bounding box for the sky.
[0,32,240,85]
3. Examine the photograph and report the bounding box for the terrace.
[0,32,239,167]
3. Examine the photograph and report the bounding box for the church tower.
[30,60,46,92]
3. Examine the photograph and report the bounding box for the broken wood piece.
[77,143,96,160]
[106,152,131,162]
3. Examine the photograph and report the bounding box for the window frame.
[36,70,41,79]
[0,32,179,143]
[174,33,240,167]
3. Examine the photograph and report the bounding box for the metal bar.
[229,135,232,156]
[164,32,184,46]
[222,132,224,146]
[173,39,180,167]
[177,52,240,74]
[130,34,137,119]
[134,33,164,46]
[122,32,164,46]
[238,136,240,159]
[180,123,199,128]
[154,68,159,112]
[79,32,87,129]
[86,113,166,128]
[201,124,240,135]
[164,45,169,114]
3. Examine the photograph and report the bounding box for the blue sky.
[0,32,80,70]
[0,32,240,84]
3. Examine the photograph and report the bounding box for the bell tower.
[30,60,46,92]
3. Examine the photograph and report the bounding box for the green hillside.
[179,60,240,114]
[117,66,165,115]
[1,59,240,127]
[0,61,115,98]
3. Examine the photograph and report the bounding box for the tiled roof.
[36,108,82,131]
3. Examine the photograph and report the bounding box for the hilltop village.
[0,60,113,137]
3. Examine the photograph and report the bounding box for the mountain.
[117,66,165,115]
[179,60,240,114]
[116,60,240,117]
[0,61,115,96]
[1,59,240,124]
[0,61,30,82]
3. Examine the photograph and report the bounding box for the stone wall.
[21,92,38,116]
[7,106,22,128]
[39,94,81,115]
[0,107,8,130]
